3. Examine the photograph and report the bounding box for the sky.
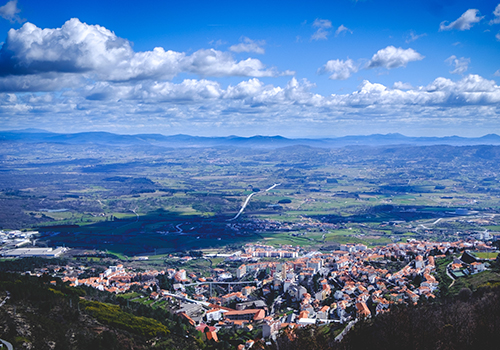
[0,0,499,137]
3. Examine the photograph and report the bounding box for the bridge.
[181,280,261,296]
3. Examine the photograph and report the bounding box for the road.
[335,319,357,342]
[265,183,281,192]
[446,263,456,289]
[175,224,184,234]
[0,339,13,350]
[0,292,13,350]
[130,208,139,222]
[229,193,256,221]
[432,218,442,225]
[0,291,10,307]
[229,183,281,221]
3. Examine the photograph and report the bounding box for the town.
[4,237,496,346]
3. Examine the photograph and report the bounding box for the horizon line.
[1,129,499,140]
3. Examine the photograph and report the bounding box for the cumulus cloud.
[366,46,424,69]
[393,81,413,90]
[0,19,497,136]
[490,4,500,25]
[494,70,500,77]
[422,75,500,105]
[0,73,82,92]
[10,74,500,111]
[318,59,358,80]
[0,0,24,23]
[224,78,264,99]
[335,25,352,36]
[229,37,265,54]
[0,18,286,88]
[182,49,280,77]
[334,74,500,107]
[445,55,470,74]
[311,19,332,40]
[1,74,499,136]
[440,9,484,31]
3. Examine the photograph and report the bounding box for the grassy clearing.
[449,271,500,295]
[473,252,499,260]
[118,292,142,300]
[107,251,129,260]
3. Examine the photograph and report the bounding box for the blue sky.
[0,0,499,137]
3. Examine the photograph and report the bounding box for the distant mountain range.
[2,129,500,148]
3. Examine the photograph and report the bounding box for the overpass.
[181,280,261,296]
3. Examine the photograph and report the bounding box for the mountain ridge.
[1,129,500,148]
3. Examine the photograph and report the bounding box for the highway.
[229,183,281,221]
[229,193,256,221]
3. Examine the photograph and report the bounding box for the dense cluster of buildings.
[0,230,38,250]
[63,264,163,294]
[47,238,497,344]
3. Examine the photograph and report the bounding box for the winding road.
[175,224,184,234]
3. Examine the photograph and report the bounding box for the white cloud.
[335,25,352,36]
[208,39,227,47]
[311,19,332,40]
[313,19,332,29]
[318,59,358,80]
[393,81,413,90]
[0,73,82,92]
[84,79,224,102]
[329,74,500,108]
[424,75,498,96]
[229,37,265,54]
[405,30,426,43]
[0,18,287,88]
[490,4,500,25]
[496,31,500,40]
[494,70,500,77]
[367,46,424,69]
[440,9,484,31]
[1,75,499,136]
[182,49,279,77]
[445,55,470,74]
[224,78,264,99]
[0,0,24,23]
[0,18,498,136]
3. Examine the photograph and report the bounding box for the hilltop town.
[5,237,495,346]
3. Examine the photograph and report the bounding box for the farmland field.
[2,138,500,256]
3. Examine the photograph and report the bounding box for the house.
[224,309,265,322]
[236,265,247,279]
[317,305,330,320]
[196,324,218,342]
[415,255,424,269]
[469,261,486,274]
[355,302,371,318]
[262,319,281,338]
[205,308,228,322]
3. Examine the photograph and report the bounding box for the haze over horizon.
[0,0,499,138]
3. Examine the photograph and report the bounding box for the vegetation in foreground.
[0,254,499,349]
[0,272,203,350]
[275,285,500,350]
